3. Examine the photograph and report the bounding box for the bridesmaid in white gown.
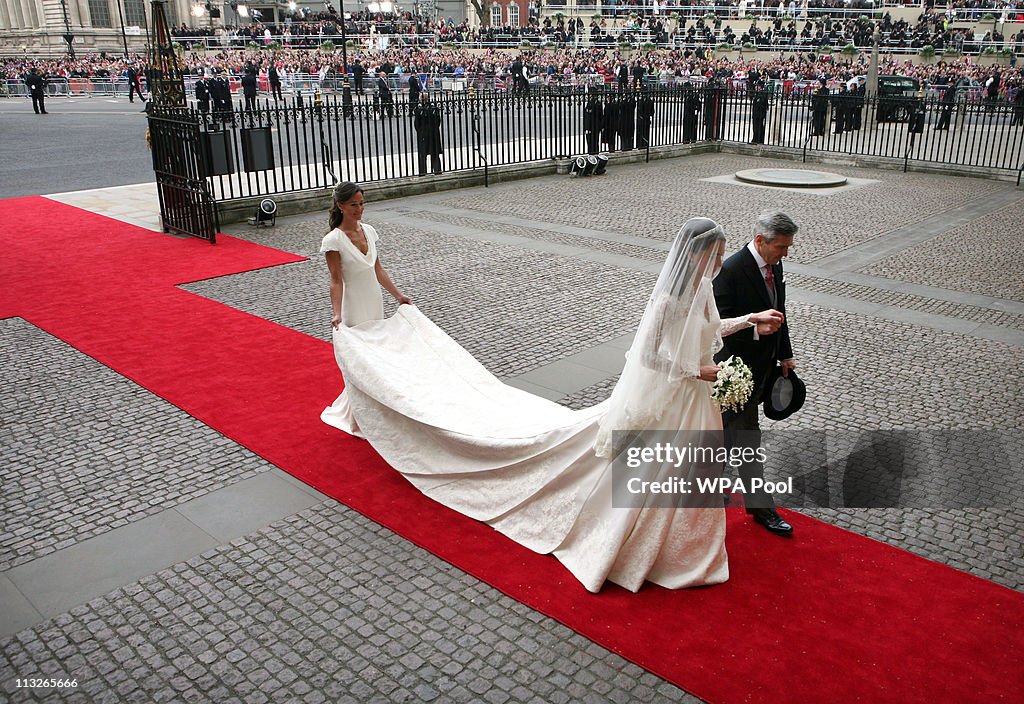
[322,217,783,593]
[320,182,411,436]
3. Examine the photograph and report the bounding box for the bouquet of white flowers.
[711,356,754,413]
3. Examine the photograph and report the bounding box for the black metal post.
[339,0,348,87]
[59,0,76,60]
[117,0,130,59]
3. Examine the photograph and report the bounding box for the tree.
[469,0,490,27]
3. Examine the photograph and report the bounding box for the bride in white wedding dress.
[322,216,783,593]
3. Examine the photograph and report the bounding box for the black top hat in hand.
[762,366,806,421]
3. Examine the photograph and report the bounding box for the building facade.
[0,0,182,54]
[0,0,473,54]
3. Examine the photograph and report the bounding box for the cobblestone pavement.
[860,195,1024,301]
[2,153,1022,702]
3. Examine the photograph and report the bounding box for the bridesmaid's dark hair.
[328,181,363,233]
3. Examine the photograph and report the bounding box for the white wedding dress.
[320,223,384,437]
[321,218,751,593]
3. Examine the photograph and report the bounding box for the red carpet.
[3,196,1021,702]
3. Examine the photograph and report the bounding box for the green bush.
[918,44,935,58]
[319,40,335,52]
[841,43,858,56]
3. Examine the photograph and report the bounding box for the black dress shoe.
[749,508,793,535]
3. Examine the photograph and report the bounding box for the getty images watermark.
[610,429,1022,510]
[622,442,791,498]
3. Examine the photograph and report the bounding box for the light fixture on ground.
[570,155,602,177]
[249,198,278,226]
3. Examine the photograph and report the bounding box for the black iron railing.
[172,88,1023,203]
[149,107,220,242]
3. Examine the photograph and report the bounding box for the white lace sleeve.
[720,314,755,339]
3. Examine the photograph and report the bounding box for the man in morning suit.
[713,210,798,536]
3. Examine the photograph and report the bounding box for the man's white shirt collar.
[747,241,770,274]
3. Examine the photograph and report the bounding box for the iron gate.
[148,106,219,243]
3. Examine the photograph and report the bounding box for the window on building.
[124,0,148,28]
[491,3,502,27]
[508,2,519,26]
[88,0,112,28]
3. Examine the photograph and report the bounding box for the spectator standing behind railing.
[24,68,47,114]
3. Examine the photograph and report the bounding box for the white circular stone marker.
[735,168,848,188]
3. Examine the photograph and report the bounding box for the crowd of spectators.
[167,5,1024,53]
[3,43,1019,99]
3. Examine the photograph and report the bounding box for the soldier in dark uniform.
[24,67,47,114]
[850,79,865,131]
[617,63,629,92]
[635,88,654,149]
[619,91,636,150]
[194,72,211,115]
[704,75,724,140]
[241,67,258,111]
[934,81,956,130]
[407,72,421,104]
[268,64,283,102]
[212,71,232,121]
[413,94,443,174]
[583,93,603,154]
[682,82,701,143]
[1010,81,1024,127]
[631,62,645,90]
[353,60,366,94]
[832,84,848,134]
[602,95,619,151]
[510,57,525,95]
[810,79,829,136]
[749,80,770,144]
